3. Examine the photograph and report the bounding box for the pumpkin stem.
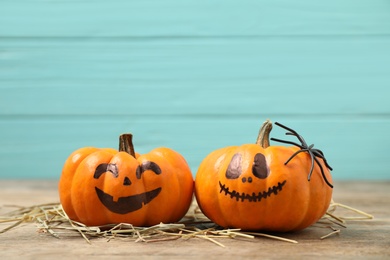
[119,134,136,157]
[256,119,273,148]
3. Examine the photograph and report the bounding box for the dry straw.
[0,199,373,247]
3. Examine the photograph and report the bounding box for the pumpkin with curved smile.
[59,134,194,226]
[93,160,163,214]
[195,120,333,232]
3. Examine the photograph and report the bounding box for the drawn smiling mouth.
[95,187,162,214]
[219,180,286,202]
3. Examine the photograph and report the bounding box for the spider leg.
[284,149,308,165]
[313,156,334,188]
[312,149,333,171]
[270,138,304,149]
[275,122,309,147]
[274,122,299,136]
[324,159,333,171]
[307,152,315,181]
[313,148,324,157]
[286,132,308,148]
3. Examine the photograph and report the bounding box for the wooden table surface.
[0,180,389,259]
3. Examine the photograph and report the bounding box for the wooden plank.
[1,117,389,179]
[1,36,389,115]
[1,0,389,36]
[0,180,389,258]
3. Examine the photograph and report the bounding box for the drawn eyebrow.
[136,161,161,179]
[94,163,118,179]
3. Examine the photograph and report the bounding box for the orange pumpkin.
[59,134,194,226]
[194,120,333,232]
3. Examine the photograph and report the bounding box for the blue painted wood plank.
[1,0,389,37]
[1,117,389,180]
[1,37,389,116]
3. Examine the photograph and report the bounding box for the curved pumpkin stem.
[256,119,273,148]
[119,134,136,157]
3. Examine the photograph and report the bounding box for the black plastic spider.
[270,122,334,188]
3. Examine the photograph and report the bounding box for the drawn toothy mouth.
[95,187,162,214]
[219,180,286,202]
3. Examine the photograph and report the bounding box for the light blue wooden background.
[1,0,389,180]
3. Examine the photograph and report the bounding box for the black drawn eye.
[226,153,242,179]
[252,153,269,179]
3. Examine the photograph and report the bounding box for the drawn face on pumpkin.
[219,152,286,202]
[93,161,162,214]
[194,120,334,232]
